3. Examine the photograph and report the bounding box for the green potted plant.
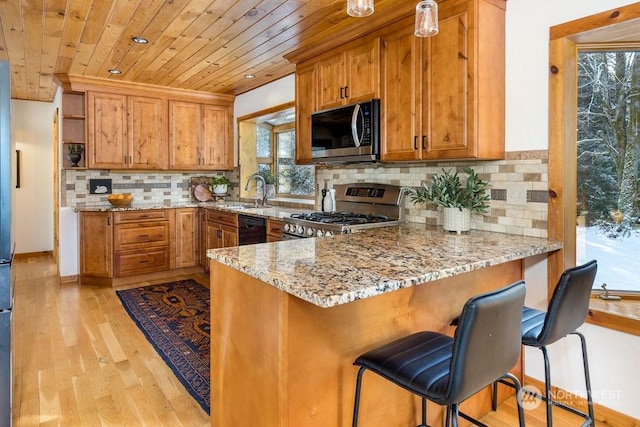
[404,167,490,233]
[256,168,278,197]
[67,144,84,167]
[211,175,230,194]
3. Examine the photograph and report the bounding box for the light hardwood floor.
[11,253,613,426]
[12,253,210,426]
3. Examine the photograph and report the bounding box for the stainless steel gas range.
[282,183,404,239]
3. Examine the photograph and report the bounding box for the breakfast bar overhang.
[208,224,562,426]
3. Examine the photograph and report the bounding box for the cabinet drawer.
[207,209,238,227]
[114,222,170,251]
[114,209,169,223]
[114,247,170,277]
[267,219,283,238]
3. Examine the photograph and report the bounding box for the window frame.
[548,3,640,336]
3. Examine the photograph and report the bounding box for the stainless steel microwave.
[310,99,380,164]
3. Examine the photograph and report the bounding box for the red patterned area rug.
[116,279,210,414]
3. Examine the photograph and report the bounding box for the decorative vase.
[212,184,228,194]
[266,184,276,198]
[443,207,471,234]
[68,153,82,167]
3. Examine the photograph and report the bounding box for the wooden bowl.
[108,194,133,207]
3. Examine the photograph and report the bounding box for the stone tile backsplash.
[63,150,549,238]
[315,150,549,238]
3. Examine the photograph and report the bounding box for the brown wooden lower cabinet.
[267,218,283,242]
[79,208,200,286]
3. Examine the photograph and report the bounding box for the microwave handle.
[351,103,362,147]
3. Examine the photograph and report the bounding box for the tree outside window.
[576,49,640,292]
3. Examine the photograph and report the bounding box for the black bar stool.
[493,260,598,426]
[352,281,527,427]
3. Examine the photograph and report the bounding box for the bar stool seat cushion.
[521,306,546,346]
[354,332,453,402]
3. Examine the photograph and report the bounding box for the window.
[576,49,640,293]
[549,5,640,336]
[238,103,315,200]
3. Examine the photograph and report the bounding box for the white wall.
[507,0,640,419]
[11,99,55,254]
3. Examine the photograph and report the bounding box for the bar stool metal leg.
[574,331,595,425]
[352,366,366,427]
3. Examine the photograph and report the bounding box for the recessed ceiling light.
[244,74,256,79]
[132,36,149,44]
[108,69,121,75]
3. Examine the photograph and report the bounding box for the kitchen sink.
[223,203,251,210]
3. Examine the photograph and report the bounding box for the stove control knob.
[283,223,291,233]
[325,230,333,237]
[306,227,315,237]
[316,229,324,237]
[296,225,305,235]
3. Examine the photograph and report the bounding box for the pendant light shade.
[347,0,374,17]
[415,0,439,37]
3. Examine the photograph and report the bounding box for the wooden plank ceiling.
[0,0,417,102]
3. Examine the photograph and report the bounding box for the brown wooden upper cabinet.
[291,0,505,163]
[87,92,168,169]
[317,39,380,110]
[381,0,505,161]
[168,101,233,170]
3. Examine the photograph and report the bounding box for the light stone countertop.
[207,223,562,308]
[73,201,310,221]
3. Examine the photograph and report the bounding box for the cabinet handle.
[129,155,132,164]
[344,85,349,98]
[123,155,127,164]
[139,234,149,238]
[422,135,426,149]
[413,136,418,150]
[339,87,344,99]
[217,230,222,238]
[107,217,111,226]
[139,260,149,264]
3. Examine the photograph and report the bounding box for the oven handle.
[351,103,362,147]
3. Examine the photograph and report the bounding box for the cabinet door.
[79,212,112,278]
[202,104,232,170]
[198,211,209,271]
[87,92,127,169]
[317,53,345,110]
[169,100,202,169]
[295,64,316,165]
[345,39,380,103]
[220,225,238,248]
[176,208,198,268]
[380,27,422,161]
[207,221,222,251]
[424,7,470,159]
[128,96,168,169]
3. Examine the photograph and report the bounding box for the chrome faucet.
[245,173,268,207]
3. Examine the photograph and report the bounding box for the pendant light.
[347,0,374,17]
[415,0,439,37]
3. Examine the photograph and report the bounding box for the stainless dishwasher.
[238,214,266,245]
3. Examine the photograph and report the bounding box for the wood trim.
[13,251,53,260]
[524,376,640,427]
[550,4,640,41]
[236,101,296,123]
[55,74,235,105]
[547,36,578,297]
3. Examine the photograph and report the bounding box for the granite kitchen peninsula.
[208,223,562,426]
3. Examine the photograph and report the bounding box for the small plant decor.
[211,175,230,186]
[67,144,84,155]
[405,167,490,213]
[255,168,278,185]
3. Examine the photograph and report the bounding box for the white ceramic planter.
[212,184,228,194]
[443,207,471,234]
